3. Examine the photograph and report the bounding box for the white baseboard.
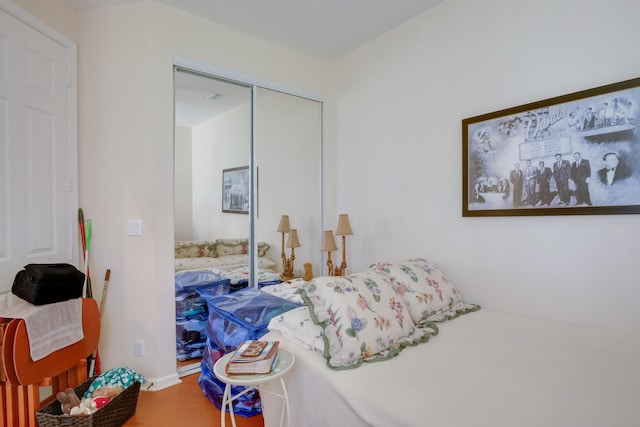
[178,361,202,378]
[141,372,181,391]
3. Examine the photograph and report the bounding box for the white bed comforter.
[260,309,640,427]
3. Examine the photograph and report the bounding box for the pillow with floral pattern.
[298,270,437,370]
[214,239,270,257]
[174,240,216,258]
[369,258,479,326]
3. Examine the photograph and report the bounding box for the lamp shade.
[286,229,301,248]
[320,230,338,252]
[276,215,291,233]
[335,214,353,236]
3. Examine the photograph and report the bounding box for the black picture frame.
[222,166,249,214]
[462,77,640,217]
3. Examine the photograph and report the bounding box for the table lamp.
[276,215,291,273]
[281,229,301,281]
[335,214,353,276]
[321,230,338,276]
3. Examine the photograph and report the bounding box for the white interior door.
[0,4,78,308]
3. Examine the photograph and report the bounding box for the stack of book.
[225,340,280,375]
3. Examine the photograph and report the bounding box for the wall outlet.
[134,339,145,357]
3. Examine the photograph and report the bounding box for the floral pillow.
[298,270,437,370]
[174,241,217,258]
[215,239,270,257]
[370,258,479,325]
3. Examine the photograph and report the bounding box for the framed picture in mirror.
[463,77,640,217]
[222,166,250,214]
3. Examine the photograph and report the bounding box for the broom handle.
[100,269,111,318]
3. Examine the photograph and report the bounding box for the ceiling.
[70,0,444,127]
[69,0,443,61]
[174,69,251,127]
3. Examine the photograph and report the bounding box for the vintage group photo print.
[462,77,640,217]
[222,166,250,214]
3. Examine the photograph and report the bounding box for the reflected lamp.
[320,230,338,276]
[281,229,301,281]
[276,215,291,273]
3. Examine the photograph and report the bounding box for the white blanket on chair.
[0,298,84,361]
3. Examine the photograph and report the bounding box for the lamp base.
[280,272,300,282]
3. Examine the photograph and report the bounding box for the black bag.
[12,263,85,305]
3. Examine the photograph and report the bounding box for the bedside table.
[213,347,295,427]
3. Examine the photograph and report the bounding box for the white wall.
[254,89,323,275]
[174,126,193,241]
[10,0,76,40]
[332,0,640,334]
[74,2,329,387]
[191,103,251,240]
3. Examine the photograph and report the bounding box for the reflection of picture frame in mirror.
[222,166,250,214]
[463,76,640,217]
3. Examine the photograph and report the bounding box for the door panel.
[254,88,322,277]
[0,7,76,305]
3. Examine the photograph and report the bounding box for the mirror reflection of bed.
[173,67,322,376]
[174,239,282,375]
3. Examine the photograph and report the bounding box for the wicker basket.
[36,377,141,427]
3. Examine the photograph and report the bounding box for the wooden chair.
[0,298,100,427]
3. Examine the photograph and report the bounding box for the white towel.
[0,298,84,361]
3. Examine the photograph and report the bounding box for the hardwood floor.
[124,372,265,427]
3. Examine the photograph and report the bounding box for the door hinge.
[67,73,71,88]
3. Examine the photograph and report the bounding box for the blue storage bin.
[200,337,225,374]
[198,365,262,418]
[205,287,301,353]
[176,317,208,344]
[175,295,207,320]
[196,283,231,300]
[177,346,204,361]
[175,270,231,297]
[257,280,282,288]
[175,270,230,319]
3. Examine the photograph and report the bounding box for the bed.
[174,239,282,288]
[258,259,640,427]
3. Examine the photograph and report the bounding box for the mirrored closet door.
[173,66,323,376]
[254,87,322,281]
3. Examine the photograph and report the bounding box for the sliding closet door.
[174,69,251,244]
[174,68,252,374]
[254,87,322,277]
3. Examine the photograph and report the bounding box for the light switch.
[127,219,142,236]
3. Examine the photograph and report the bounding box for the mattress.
[260,309,640,427]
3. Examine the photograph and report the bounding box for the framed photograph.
[463,77,640,217]
[222,166,249,214]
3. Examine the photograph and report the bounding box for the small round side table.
[213,347,295,427]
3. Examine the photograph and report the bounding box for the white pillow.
[260,278,307,304]
[214,254,277,270]
[267,306,324,352]
[174,257,223,272]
